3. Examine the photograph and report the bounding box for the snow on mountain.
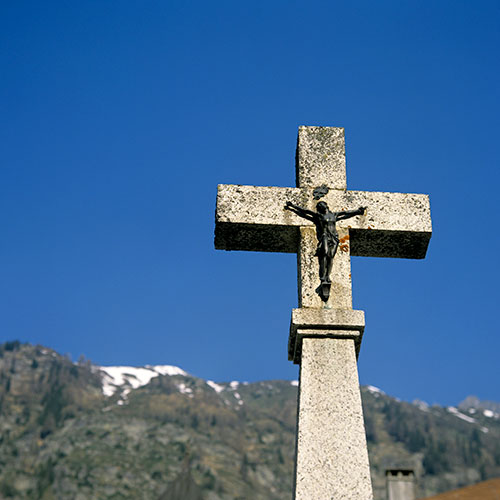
[206,380,225,393]
[366,385,385,396]
[99,365,188,397]
[483,409,500,419]
[176,382,193,395]
[100,365,286,403]
[145,365,187,377]
[447,406,477,424]
[412,399,430,412]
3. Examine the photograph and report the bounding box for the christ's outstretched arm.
[284,201,316,222]
[336,206,366,221]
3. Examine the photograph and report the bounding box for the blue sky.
[1,1,499,406]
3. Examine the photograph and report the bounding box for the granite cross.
[214,126,432,499]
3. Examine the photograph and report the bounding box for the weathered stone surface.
[215,184,431,258]
[290,308,365,334]
[298,227,353,309]
[214,184,300,253]
[294,337,373,499]
[296,126,347,190]
[297,227,321,308]
[288,308,365,364]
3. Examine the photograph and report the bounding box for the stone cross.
[214,126,432,499]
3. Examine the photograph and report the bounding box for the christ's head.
[316,201,329,214]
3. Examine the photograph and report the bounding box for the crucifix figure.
[285,200,366,302]
[214,126,432,499]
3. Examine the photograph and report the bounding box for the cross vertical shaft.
[296,127,352,309]
[292,128,371,499]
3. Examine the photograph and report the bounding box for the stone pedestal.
[290,310,373,500]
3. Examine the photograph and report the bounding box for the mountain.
[0,341,499,499]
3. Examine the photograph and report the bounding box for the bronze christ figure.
[285,201,366,302]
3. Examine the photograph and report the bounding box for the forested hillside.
[0,342,498,499]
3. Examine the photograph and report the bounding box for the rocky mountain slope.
[0,341,498,499]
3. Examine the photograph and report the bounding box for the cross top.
[215,126,432,310]
[295,126,348,190]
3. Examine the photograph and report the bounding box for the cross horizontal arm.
[215,184,302,253]
[215,184,432,258]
